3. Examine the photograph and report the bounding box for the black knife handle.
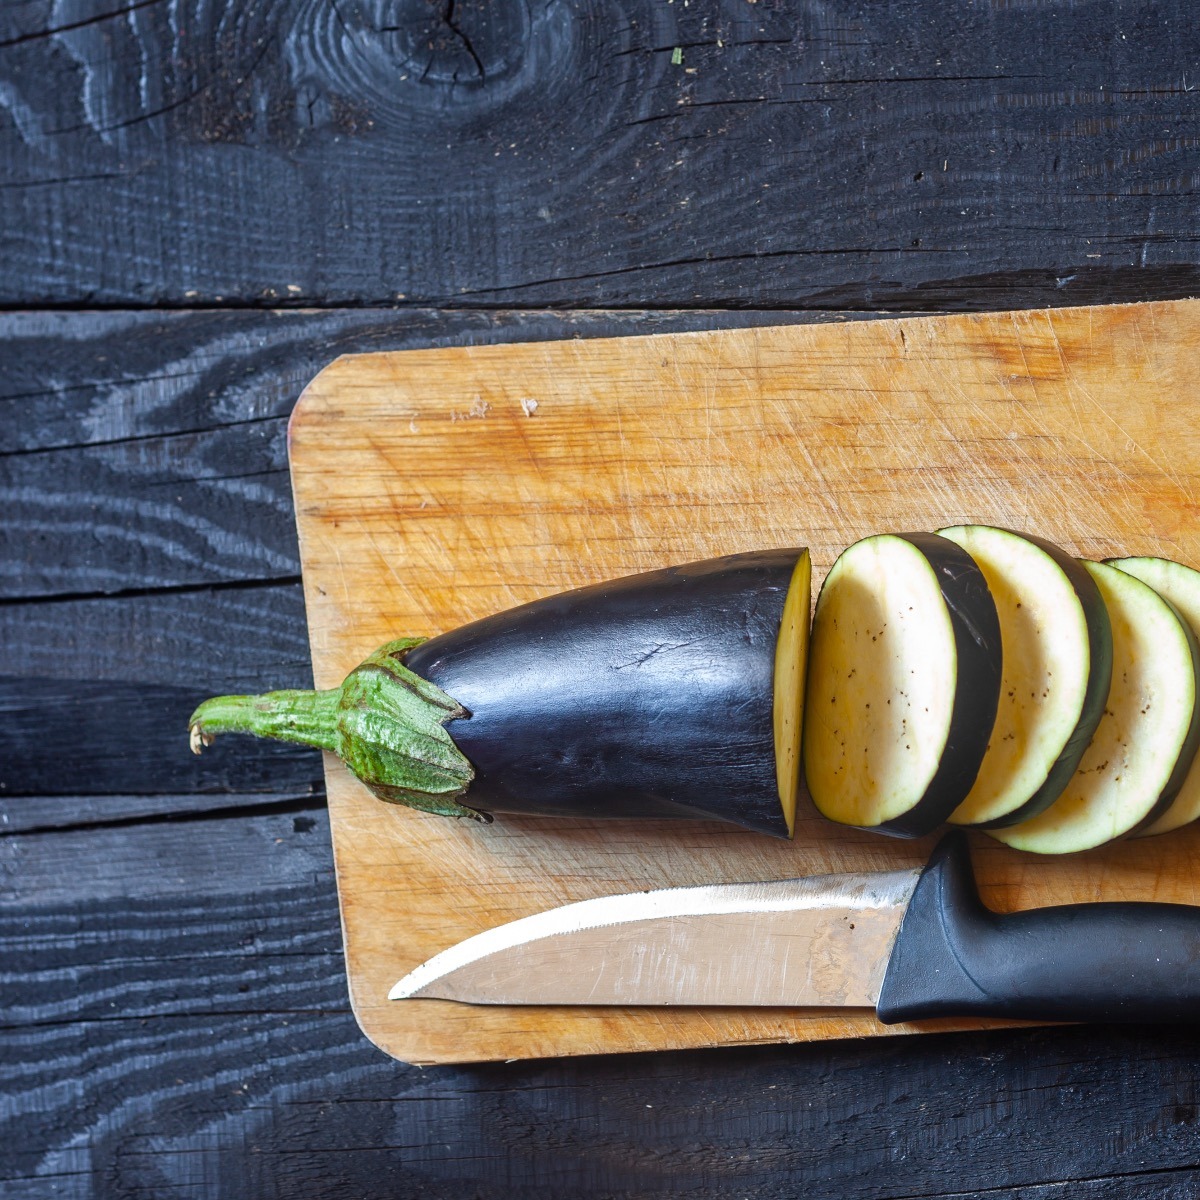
[876,834,1200,1025]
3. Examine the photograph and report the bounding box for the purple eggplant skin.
[875,533,1003,839]
[402,549,806,838]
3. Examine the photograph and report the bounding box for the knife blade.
[391,834,1200,1024]
[390,867,921,1007]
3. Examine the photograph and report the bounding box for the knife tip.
[388,976,418,1001]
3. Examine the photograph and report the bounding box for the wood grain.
[0,308,838,805]
[0,308,827,600]
[2,0,1199,310]
[290,297,1200,1065]
[9,307,1200,1195]
[8,805,1200,1198]
[7,0,1200,1182]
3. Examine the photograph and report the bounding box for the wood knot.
[333,0,538,92]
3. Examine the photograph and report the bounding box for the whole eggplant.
[189,549,812,838]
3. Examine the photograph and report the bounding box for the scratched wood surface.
[289,298,1200,1065]
[5,0,1200,313]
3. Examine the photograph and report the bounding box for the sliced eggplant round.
[937,525,1113,829]
[990,560,1200,855]
[1107,556,1200,838]
[802,532,1001,838]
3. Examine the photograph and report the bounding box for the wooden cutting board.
[289,299,1200,1065]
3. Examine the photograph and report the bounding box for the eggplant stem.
[187,638,478,820]
[188,689,341,755]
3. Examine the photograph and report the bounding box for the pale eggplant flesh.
[938,526,1113,829]
[1105,556,1200,838]
[802,532,1002,839]
[990,561,1200,854]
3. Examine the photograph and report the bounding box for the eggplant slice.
[403,548,812,838]
[991,561,1200,854]
[937,526,1112,828]
[1107,556,1200,837]
[802,533,1001,838]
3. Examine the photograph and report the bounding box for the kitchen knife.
[390,834,1200,1023]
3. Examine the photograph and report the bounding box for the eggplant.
[990,561,1200,854]
[1106,556,1200,838]
[801,532,1002,838]
[937,525,1113,829]
[189,548,812,838]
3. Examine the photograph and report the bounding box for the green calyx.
[188,637,482,821]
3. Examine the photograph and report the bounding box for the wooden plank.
[0,309,825,599]
[0,674,325,797]
[7,781,1196,1179]
[1,791,321,834]
[4,805,1200,1195]
[289,298,1200,1064]
[0,582,313,694]
[0,581,321,800]
[17,1008,1200,1200]
[1,309,816,457]
[0,420,299,597]
[0,808,333,905]
[0,2,1198,307]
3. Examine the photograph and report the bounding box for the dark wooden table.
[5,2,1200,1195]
